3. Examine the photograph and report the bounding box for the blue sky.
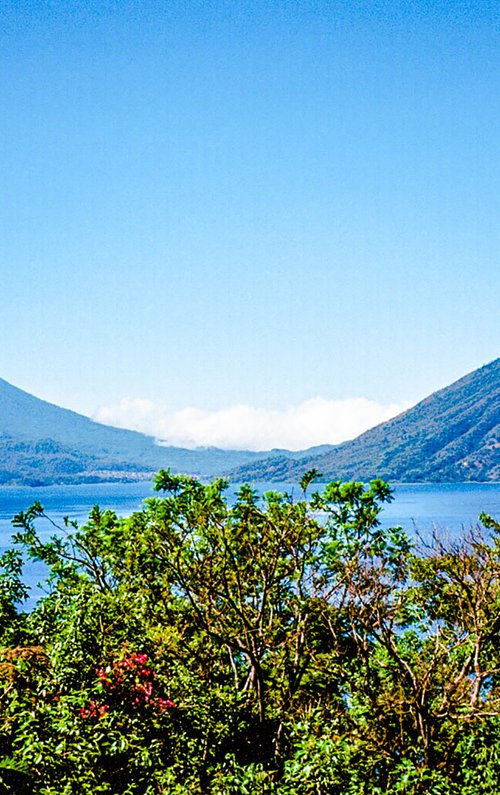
[1,1,498,448]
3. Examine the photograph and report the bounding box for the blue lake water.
[1,481,499,607]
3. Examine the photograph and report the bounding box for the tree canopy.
[1,470,499,794]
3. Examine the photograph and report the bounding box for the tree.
[1,471,499,794]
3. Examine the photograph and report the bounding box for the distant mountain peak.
[228,358,500,483]
[1,361,498,486]
[0,378,304,485]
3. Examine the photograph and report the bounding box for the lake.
[1,481,499,606]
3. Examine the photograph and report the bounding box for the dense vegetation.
[230,357,500,483]
[1,469,500,794]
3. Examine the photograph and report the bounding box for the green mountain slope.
[0,379,307,485]
[228,358,500,483]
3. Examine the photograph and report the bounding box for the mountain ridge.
[0,360,498,485]
[227,358,500,483]
[0,378,314,485]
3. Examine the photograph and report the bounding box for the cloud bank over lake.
[93,396,412,451]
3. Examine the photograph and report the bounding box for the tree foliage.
[0,470,499,793]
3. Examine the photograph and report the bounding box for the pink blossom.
[157,698,175,710]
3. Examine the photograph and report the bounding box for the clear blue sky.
[0,1,498,444]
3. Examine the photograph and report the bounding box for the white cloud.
[93,395,412,452]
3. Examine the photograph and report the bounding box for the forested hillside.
[1,359,498,485]
[0,378,306,485]
[230,358,500,482]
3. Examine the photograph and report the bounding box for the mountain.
[0,378,307,486]
[2,359,498,486]
[228,359,500,483]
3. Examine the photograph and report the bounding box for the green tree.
[1,472,499,794]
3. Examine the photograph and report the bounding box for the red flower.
[79,651,174,719]
[157,698,175,711]
[80,700,109,719]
